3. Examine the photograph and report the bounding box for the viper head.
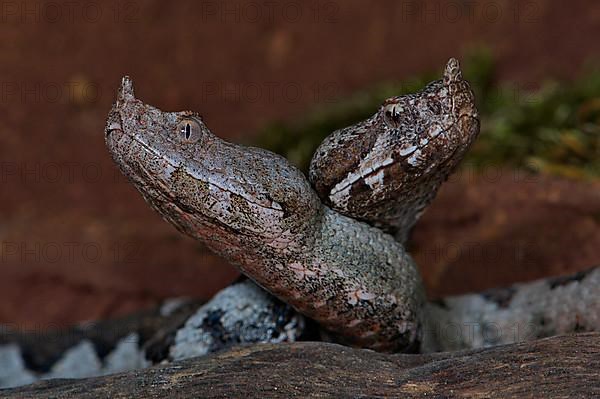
[309,58,480,236]
[379,58,478,169]
[105,77,320,243]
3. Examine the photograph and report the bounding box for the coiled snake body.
[1,59,598,388]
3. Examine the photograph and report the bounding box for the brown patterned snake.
[1,59,598,388]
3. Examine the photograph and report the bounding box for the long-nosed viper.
[1,59,598,389]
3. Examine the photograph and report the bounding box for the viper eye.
[383,103,403,128]
[177,118,202,143]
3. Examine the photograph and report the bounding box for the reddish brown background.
[0,0,599,328]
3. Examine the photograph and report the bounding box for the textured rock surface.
[4,334,599,398]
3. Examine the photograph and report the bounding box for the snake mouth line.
[110,118,288,219]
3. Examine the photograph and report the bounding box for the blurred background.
[0,0,598,330]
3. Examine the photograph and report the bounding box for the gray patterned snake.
[105,58,599,352]
[0,59,597,388]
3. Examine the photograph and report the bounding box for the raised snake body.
[1,59,598,388]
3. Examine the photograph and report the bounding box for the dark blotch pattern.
[548,268,593,289]
[481,287,517,309]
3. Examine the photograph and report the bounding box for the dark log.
[4,333,599,398]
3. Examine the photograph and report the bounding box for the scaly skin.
[105,60,600,355]
[105,77,425,352]
[310,59,479,243]
[1,60,599,389]
[423,267,600,352]
[0,282,306,389]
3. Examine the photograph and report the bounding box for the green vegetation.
[255,49,600,179]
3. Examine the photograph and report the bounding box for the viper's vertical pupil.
[185,123,191,139]
[178,118,202,143]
